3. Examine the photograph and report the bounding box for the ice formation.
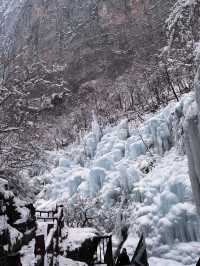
[184,67,200,215]
[34,92,200,265]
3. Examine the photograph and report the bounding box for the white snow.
[8,224,23,246]
[34,92,200,265]
[20,239,36,266]
[21,242,88,266]
[0,215,7,231]
[149,257,185,266]
[58,256,87,266]
[62,227,98,251]
[15,205,30,224]
[45,227,55,250]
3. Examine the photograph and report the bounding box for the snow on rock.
[59,256,87,266]
[62,227,98,251]
[15,204,30,224]
[149,257,184,266]
[0,177,33,253]
[0,215,8,231]
[21,246,88,266]
[20,239,35,266]
[45,227,55,250]
[34,92,200,265]
[8,224,23,246]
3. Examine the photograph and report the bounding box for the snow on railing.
[34,205,64,265]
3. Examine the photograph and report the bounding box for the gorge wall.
[7,0,173,80]
[0,0,177,147]
[1,0,176,93]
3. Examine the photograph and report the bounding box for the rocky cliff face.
[2,0,175,89]
[0,0,182,176]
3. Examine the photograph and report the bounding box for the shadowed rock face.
[2,0,175,89]
[0,0,176,147]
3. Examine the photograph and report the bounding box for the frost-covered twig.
[135,126,153,157]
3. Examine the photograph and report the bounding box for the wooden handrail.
[35,210,56,214]
[35,206,64,265]
[36,217,58,222]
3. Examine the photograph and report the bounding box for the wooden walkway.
[1,202,115,266]
[34,205,64,266]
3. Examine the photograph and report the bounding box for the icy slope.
[35,92,200,265]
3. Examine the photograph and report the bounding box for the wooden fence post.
[104,236,114,266]
[47,224,54,254]
[7,253,22,266]
[34,235,45,266]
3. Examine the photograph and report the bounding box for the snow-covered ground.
[62,227,98,251]
[34,92,200,265]
[21,239,87,266]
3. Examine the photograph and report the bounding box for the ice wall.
[34,92,200,264]
[184,67,200,214]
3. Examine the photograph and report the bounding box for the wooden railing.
[94,235,114,266]
[36,210,56,218]
[34,205,64,266]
